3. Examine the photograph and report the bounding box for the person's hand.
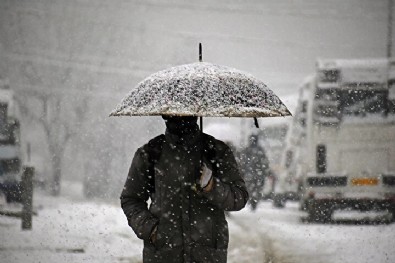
[200,163,213,192]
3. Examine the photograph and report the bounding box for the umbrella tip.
[199,43,202,62]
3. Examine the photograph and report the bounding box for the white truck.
[0,78,23,202]
[276,58,395,222]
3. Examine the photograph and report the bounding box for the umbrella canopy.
[110,62,291,118]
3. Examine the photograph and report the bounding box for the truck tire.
[391,207,395,223]
[3,183,22,203]
[273,194,285,208]
[6,191,22,203]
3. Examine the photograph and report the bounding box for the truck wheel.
[4,185,22,203]
[391,208,395,223]
[5,192,18,203]
[273,194,285,208]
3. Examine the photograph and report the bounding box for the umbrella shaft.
[199,43,202,62]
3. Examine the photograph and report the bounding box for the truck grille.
[307,176,347,187]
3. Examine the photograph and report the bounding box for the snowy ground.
[1,181,394,263]
[231,203,395,263]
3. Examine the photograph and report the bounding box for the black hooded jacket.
[120,128,248,263]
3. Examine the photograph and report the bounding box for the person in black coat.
[120,116,248,263]
[239,134,270,211]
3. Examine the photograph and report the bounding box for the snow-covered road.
[233,202,395,263]
[1,186,394,263]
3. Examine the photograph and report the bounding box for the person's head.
[162,115,198,136]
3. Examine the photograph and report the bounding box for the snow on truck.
[275,58,395,222]
[0,78,23,203]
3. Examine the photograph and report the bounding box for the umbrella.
[110,44,291,128]
[110,63,290,119]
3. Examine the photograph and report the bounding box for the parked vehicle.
[273,76,311,207]
[0,78,23,203]
[275,58,395,222]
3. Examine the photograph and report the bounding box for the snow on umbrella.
[110,62,291,118]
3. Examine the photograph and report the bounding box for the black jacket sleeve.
[120,147,158,241]
[202,140,249,211]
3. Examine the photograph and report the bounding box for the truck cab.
[0,78,23,202]
[302,58,395,222]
